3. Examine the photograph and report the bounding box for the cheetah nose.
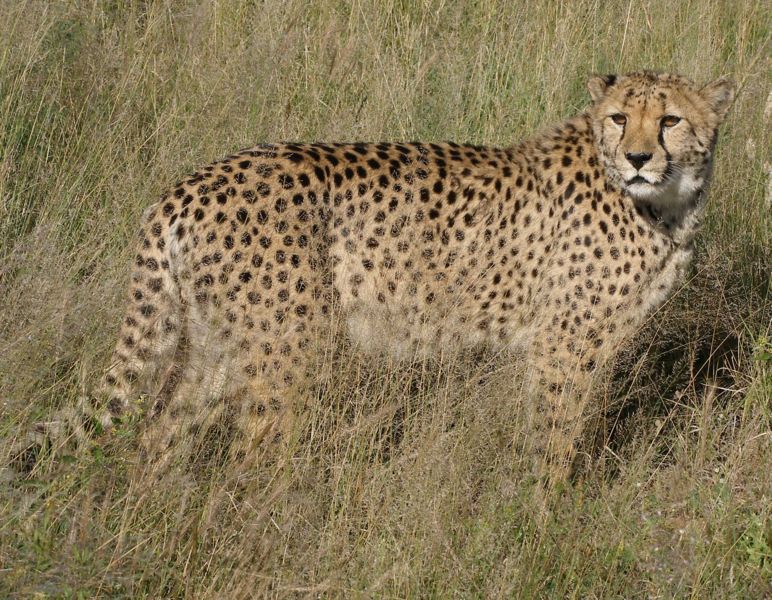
[625,152,653,170]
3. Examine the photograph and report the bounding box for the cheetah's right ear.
[699,76,736,122]
[587,74,617,103]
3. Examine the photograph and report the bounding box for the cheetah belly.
[333,252,536,360]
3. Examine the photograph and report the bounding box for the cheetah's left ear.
[699,76,736,121]
[587,74,617,103]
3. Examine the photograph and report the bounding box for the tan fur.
[53,71,734,483]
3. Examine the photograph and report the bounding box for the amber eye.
[661,115,681,127]
[611,113,627,126]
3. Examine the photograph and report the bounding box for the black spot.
[256,182,271,198]
[564,181,575,201]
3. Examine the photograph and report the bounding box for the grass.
[0,0,770,597]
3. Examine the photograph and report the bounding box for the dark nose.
[625,152,653,170]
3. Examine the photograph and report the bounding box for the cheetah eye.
[610,113,627,126]
[661,115,681,128]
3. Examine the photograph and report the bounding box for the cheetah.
[19,71,735,486]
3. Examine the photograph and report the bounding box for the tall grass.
[1,0,769,597]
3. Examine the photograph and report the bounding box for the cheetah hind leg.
[137,339,230,476]
[183,311,315,478]
[139,356,300,480]
[228,370,303,473]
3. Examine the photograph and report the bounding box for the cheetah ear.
[587,74,617,103]
[699,76,736,121]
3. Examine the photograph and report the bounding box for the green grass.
[1,0,770,597]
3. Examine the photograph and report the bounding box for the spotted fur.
[21,71,735,483]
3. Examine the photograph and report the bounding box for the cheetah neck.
[630,182,706,247]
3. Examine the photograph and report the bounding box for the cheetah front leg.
[525,317,609,500]
[526,359,593,493]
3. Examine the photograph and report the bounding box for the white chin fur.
[625,181,660,200]
[623,171,701,207]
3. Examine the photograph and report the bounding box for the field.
[0,0,770,597]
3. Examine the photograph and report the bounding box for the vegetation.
[1,0,769,597]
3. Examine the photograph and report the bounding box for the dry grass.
[0,0,770,597]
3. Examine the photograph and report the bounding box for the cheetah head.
[588,71,734,208]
